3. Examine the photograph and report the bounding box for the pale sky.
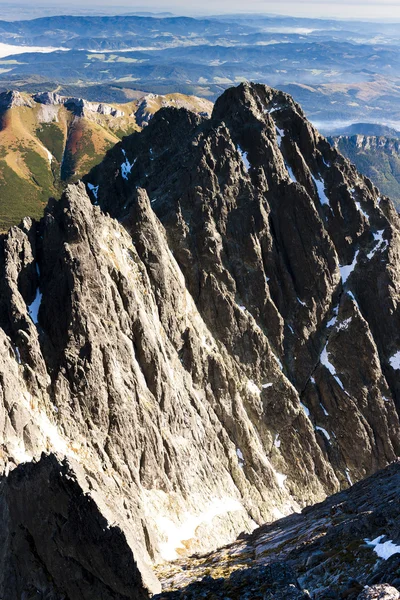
[1,0,400,21]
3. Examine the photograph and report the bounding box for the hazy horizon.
[1,0,400,22]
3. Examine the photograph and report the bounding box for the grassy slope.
[0,92,213,231]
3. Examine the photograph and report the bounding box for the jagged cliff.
[0,82,399,598]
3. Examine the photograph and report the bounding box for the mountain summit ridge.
[0,82,399,598]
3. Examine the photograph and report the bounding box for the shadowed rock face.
[0,453,157,599]
[0,82,399,595]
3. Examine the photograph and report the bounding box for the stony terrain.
[0,81,399,597]
[154,460,400,598]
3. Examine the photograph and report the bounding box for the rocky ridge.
[0,82,399,596]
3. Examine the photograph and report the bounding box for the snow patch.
[276,127,284,144]
[367,230,389,260]
[316,426,331,441]
[320,403,329,416]
[300,402,310,418]
[87,182,99,200]
[345,468,353,486]
[238,145,251,171]
[321,343,347,393]
[274,471,287,489]
[340,250,359,284]
[274,434,281,448]
[337,317,352,331]
[273,354,283,370]
[28,288,42,325]
[366,536,400,560]
[247,379,261,396]
[121,149,136,180]
[389,351,400,370]
[14,346,21,364]
[313,175,331,208]
[355,201,369,222]
[286,163,297,183]
[262,383,273,389]
[236,448,245,468]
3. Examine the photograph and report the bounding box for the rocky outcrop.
[0,453,158,599]
[0,81,399,595]
[155,460,400,598]
[0,90,33,111]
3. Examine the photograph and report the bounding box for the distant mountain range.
[329,123,400,138]
[0,14,400,127]
[0,89,212,230]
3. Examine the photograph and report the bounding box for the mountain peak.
[1,82,400,597]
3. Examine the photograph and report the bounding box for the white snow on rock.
[273,354,283,370]
[340,250,359,284]
[321,343,347,393]
[87,182,99,201]
[121,148,136,180]
[14,346,22,364]
[347,291,360,310]
[276,127,284,144]
[274,434,281,448]
[367,230,389,260]
[355,201,369,222]
[345,468,353,486]
[274,471,287,489]
[286,163,297,183]
[313,175,331,208]
[247,379,261,396]
[297,297,307,307]
[28,288,42,325]
[238,145,251,171]
[300,402,310,418]
[236,448,245,467]
[316,426,331,441]
[337,317,352,331]
[366,536,400,560]
[262,383,273,389]
[320,403,329,416]
[327,305,339,328]
[389,351,400,370]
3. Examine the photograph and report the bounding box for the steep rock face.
[0,182,330,569]
[0,453,156,599]
[86,82,400,488]
[0,82,399,590]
